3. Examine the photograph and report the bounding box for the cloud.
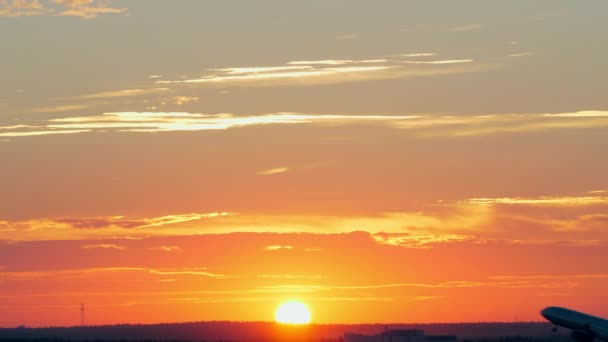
[256,161,334,176]
[257,167,289,176]
[56,217,147,229]
[288,59,388,66]
[66,88,169,100]
[372,232,474,248]
[148,245,181,252]
[137,213,229,228]
[262,277,579,292]
[171,96,199,106]
[0,0,43,17]
[265,245,293,251]
[215,66,314,73]
[54,213,223,230]
[391,110,608,137]
[456,194,608,240]
[398,53,437,58]
[0,212,233,240]
[462,195,608,206]
[317,296,433,302]
[6,109,608,139]
[148,268,235,279]
[257,274,324,280]
[399,59,473,65]
[7,104,88,115]
[0,0,125,18]
[45,112,419,133]
[159,66,397,86]
[508,52,535,58]
[81,243,126,250]
[3,192,608,244]
[0,267,142,281]
[489,274,608,281]
[0,129,90,137]
[155,56,485,87]
[53,0,126,19]
[0,267,234,282]
[0,125,34,130]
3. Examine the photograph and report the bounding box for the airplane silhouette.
[542,307,608,342]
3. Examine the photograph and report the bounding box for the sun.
[275,301,311,324]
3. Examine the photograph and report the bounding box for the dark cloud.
[55,217,145,229]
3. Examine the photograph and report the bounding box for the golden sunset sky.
[1,0,608,327]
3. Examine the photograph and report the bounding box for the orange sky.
[1,0,608,328]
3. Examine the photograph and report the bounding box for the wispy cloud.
[287,59,388,66]
[7,109,608,139]
[257,167,289,176]
[262,277,579,292]
[0,267,234,281]
[0,125,32,130]
[265,245,293,251]
[372,232,473,248]
[214,66,313,73]
[45,112,418,133]
[462,195,608,206]
[81,243,126,250]
[55,213,224,229]
[66,88,169,100]
[171,96,199,106]
[0,0,126,18]
[456,193,608,239]
[398,53,437,58]
[158,66,396,86]
[0,212,233,240]
[392,110,608,137]
[399,59,473,65]
[490,274,608,281]
[7,104,88,115]
[508,52,535,58]
[3,192,608,244]
[53,0,126,19]
[148,268,235,279]
[155,55,484,87]
[0,0,44,17]
[256,162,333,176]
[148,245,181,252]
[0,129,90,137]
[257,274,324,280]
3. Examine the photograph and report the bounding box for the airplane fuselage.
[542,307,608,341]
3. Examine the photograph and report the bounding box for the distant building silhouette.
[345,329,457,342]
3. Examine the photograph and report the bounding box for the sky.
[1,0,608,328]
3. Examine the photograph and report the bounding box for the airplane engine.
[571,330,594,342]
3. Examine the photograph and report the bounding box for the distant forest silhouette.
[0,322,571,342]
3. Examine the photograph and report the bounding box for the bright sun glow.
[275,301,311,324]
